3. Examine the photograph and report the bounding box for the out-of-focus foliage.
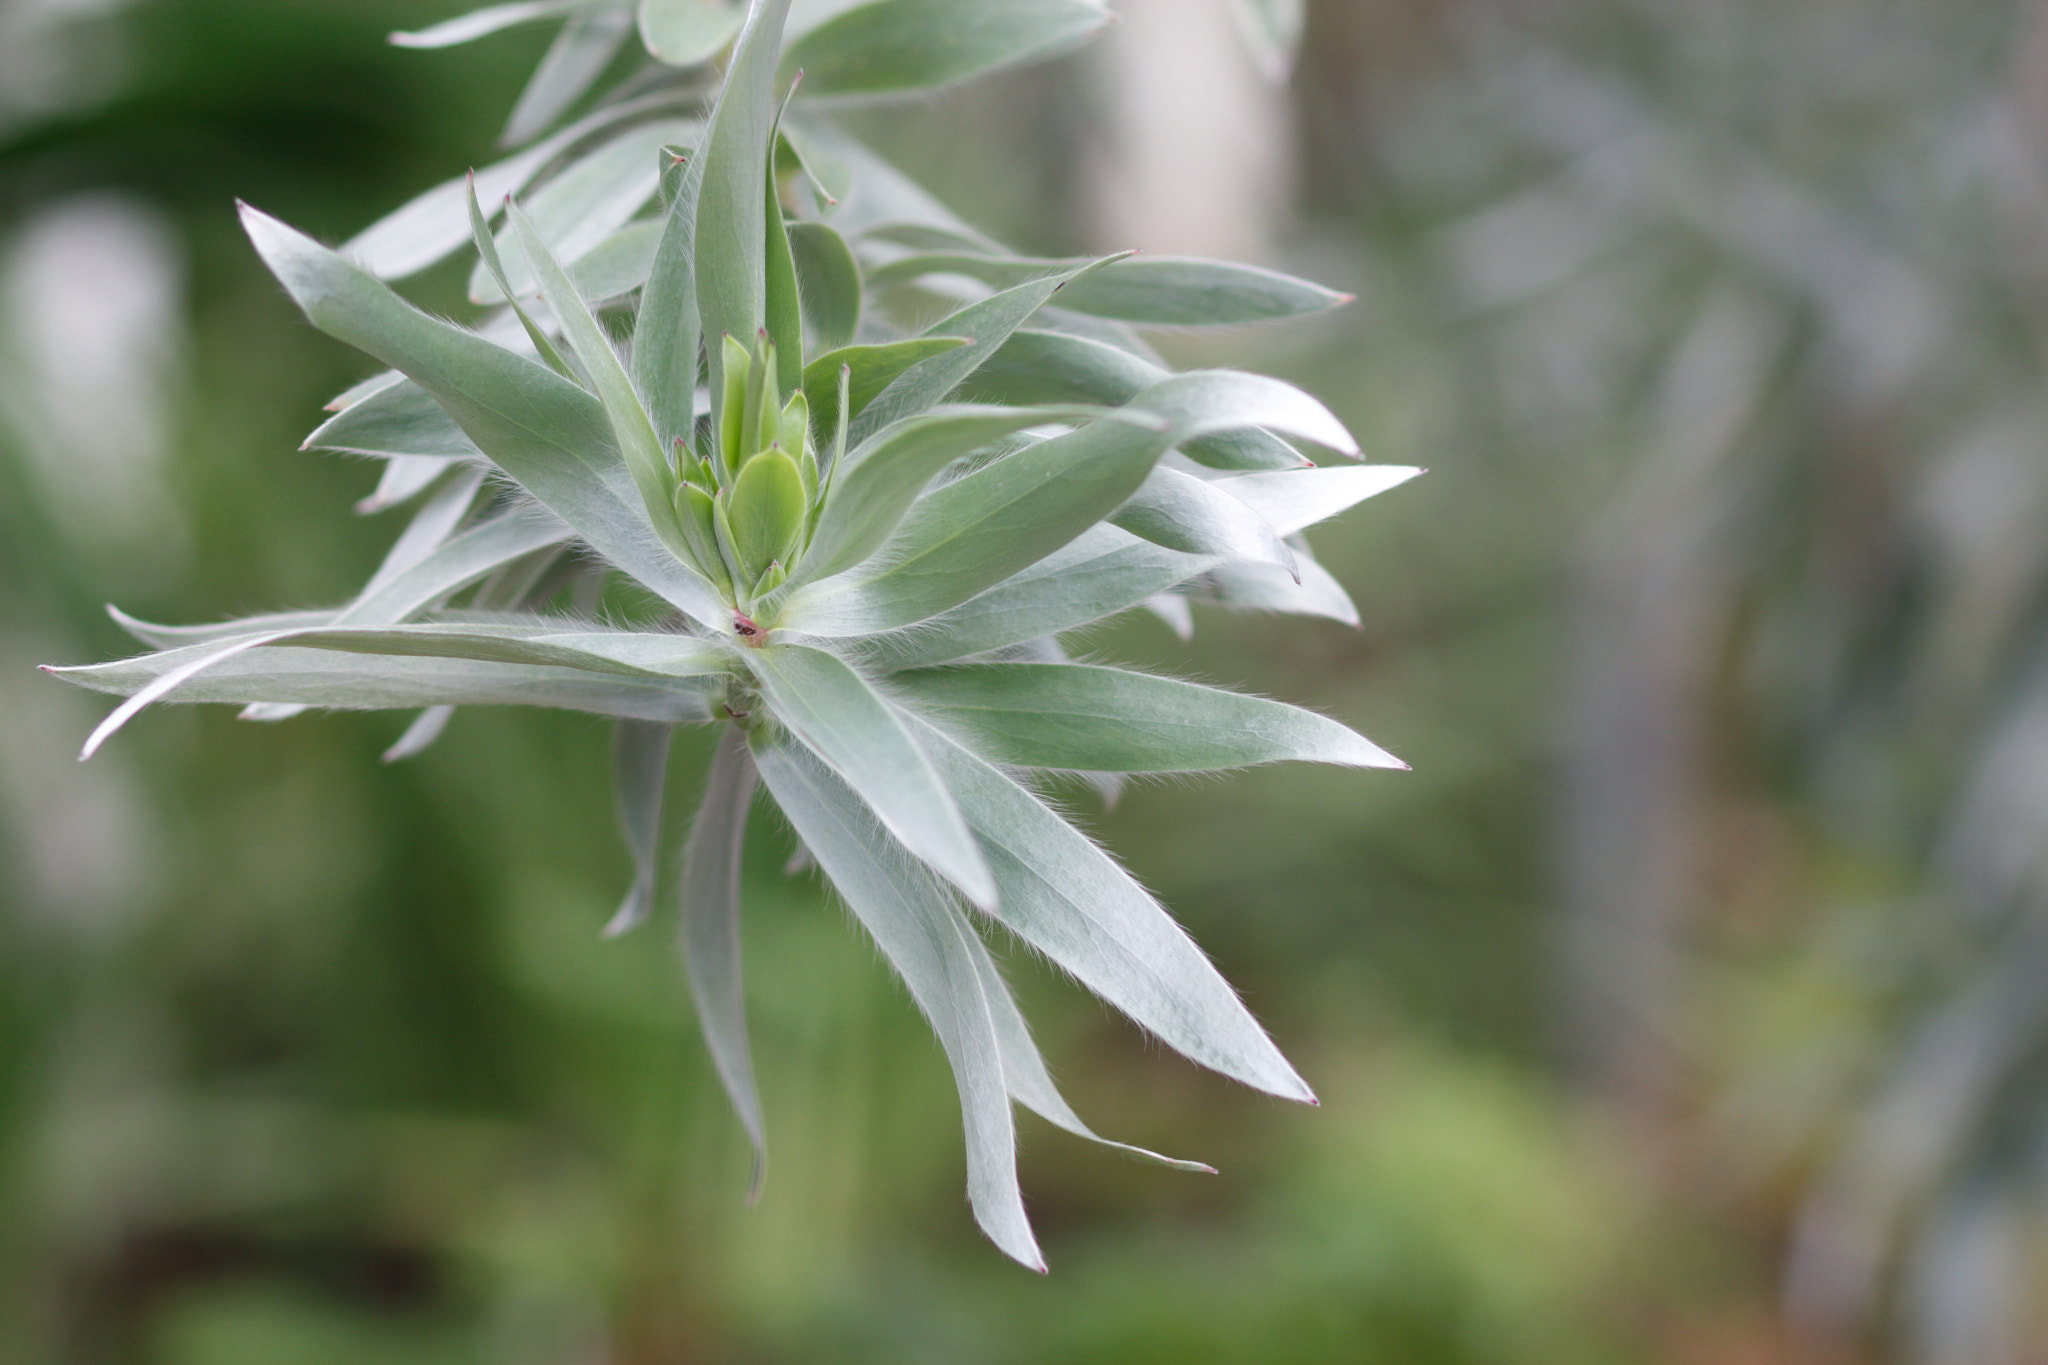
[7,0,2047,1360]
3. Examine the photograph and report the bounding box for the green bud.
[726,446,807,584]
[741,330,770,461]
[753,559,788,597]
[673,481,732,595]
[778,389,810,459]
[719,333,750,483]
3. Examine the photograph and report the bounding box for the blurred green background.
[6,0,2047,1360]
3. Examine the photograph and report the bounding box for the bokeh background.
[6,0,2047,1360]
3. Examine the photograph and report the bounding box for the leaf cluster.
[46,0,1415,1266]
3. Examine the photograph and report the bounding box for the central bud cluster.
[673,331,820,614]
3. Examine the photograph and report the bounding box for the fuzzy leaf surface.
[240,206,729,631]
[680,726,768,1188]
[913,718,1317,1101]
[743,641,995,908]
[858,524,1209,671]
[780,0,1109,97]
[306,380,483,461]
[749,734,1041,1269]
[891,661,1403,771]
[607,719,673,936]
[503,7,635,147]
[788,220,862,353]
[1111,465,1296,574]
[638,0,743,65]
[697,0,795,422]
[787,403,1125,590]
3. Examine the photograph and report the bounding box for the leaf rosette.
[45,0,1418,1268]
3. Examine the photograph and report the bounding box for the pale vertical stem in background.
[1085,0,1295,263]
[1558,290,1784,1110]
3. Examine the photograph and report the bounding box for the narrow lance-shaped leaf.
[698,0,796,427]
[356,456,453,514]
[472,118,697,303]
[1206,552,1360,626]
[680,726,768,1194]
[51,635,725,733]
[469,180,576,379]
[749,734,1043,1270]
[389,1,586,49]
[1110,464,1297,576]
[955,921,1214,1172]
[306,379,484,462]
[633,145,710,451]
[801,336,968,444]
[502,6,635,147]
[743,642,996,909]
[797,358,1356,635]
[606,720,673,937]
[850,257,1118,446]
[238,205,730,632]
[956,329,1308,471]
[783,403,1133,592]
[780,0,1111,97]
[894,660,1404,771]
[910,716,1317,1103]
[384,705,456,763]
[763,83,806,397]
[638,0,744,66]
[344,96,682,279]
[787,219,861,353]
[507,201,688,560]
[858,523,1208,671]
[1215,464,1425,536]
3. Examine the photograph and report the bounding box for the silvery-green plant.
[45,0,1414,1268]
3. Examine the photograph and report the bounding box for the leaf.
[1215,464,1424,535]
[605,720,673,937]
[240,205,730,632]
[633,144,709,451]
[781,0,1110,97]
[788,220,861,353]
[859,524,1207,671]
[777,115,851,206]
[568,218,664,302]
[762,106,806,396]
[779,409,1177,636]
[471,119,696,303]
[801,336,969,443]
[638,0,744,65]
[384,705,456,762]
[679,726,768,1192]
[912,717,1316,1101]
[789,363,1330,636]
[956,329,1308,470]
[1206,553,1360,625]
[1055,256,1350,327]
[890,660,1404,771]
[956,920,1214,1171]
[360,467,491,601]
[507,201,684,555]
[357,456,455,514]
[503,7,636,147]
[1136,369,1357,456]
[849,259,1115,446]
[749,734,1042,1269]
[697,0,796,429]
[50,636,724,739]
[785,403,1128,591]
[1110,465,1297,575]
[306,379,483,461]
[743,642,996,908]
[390,1,587,49]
